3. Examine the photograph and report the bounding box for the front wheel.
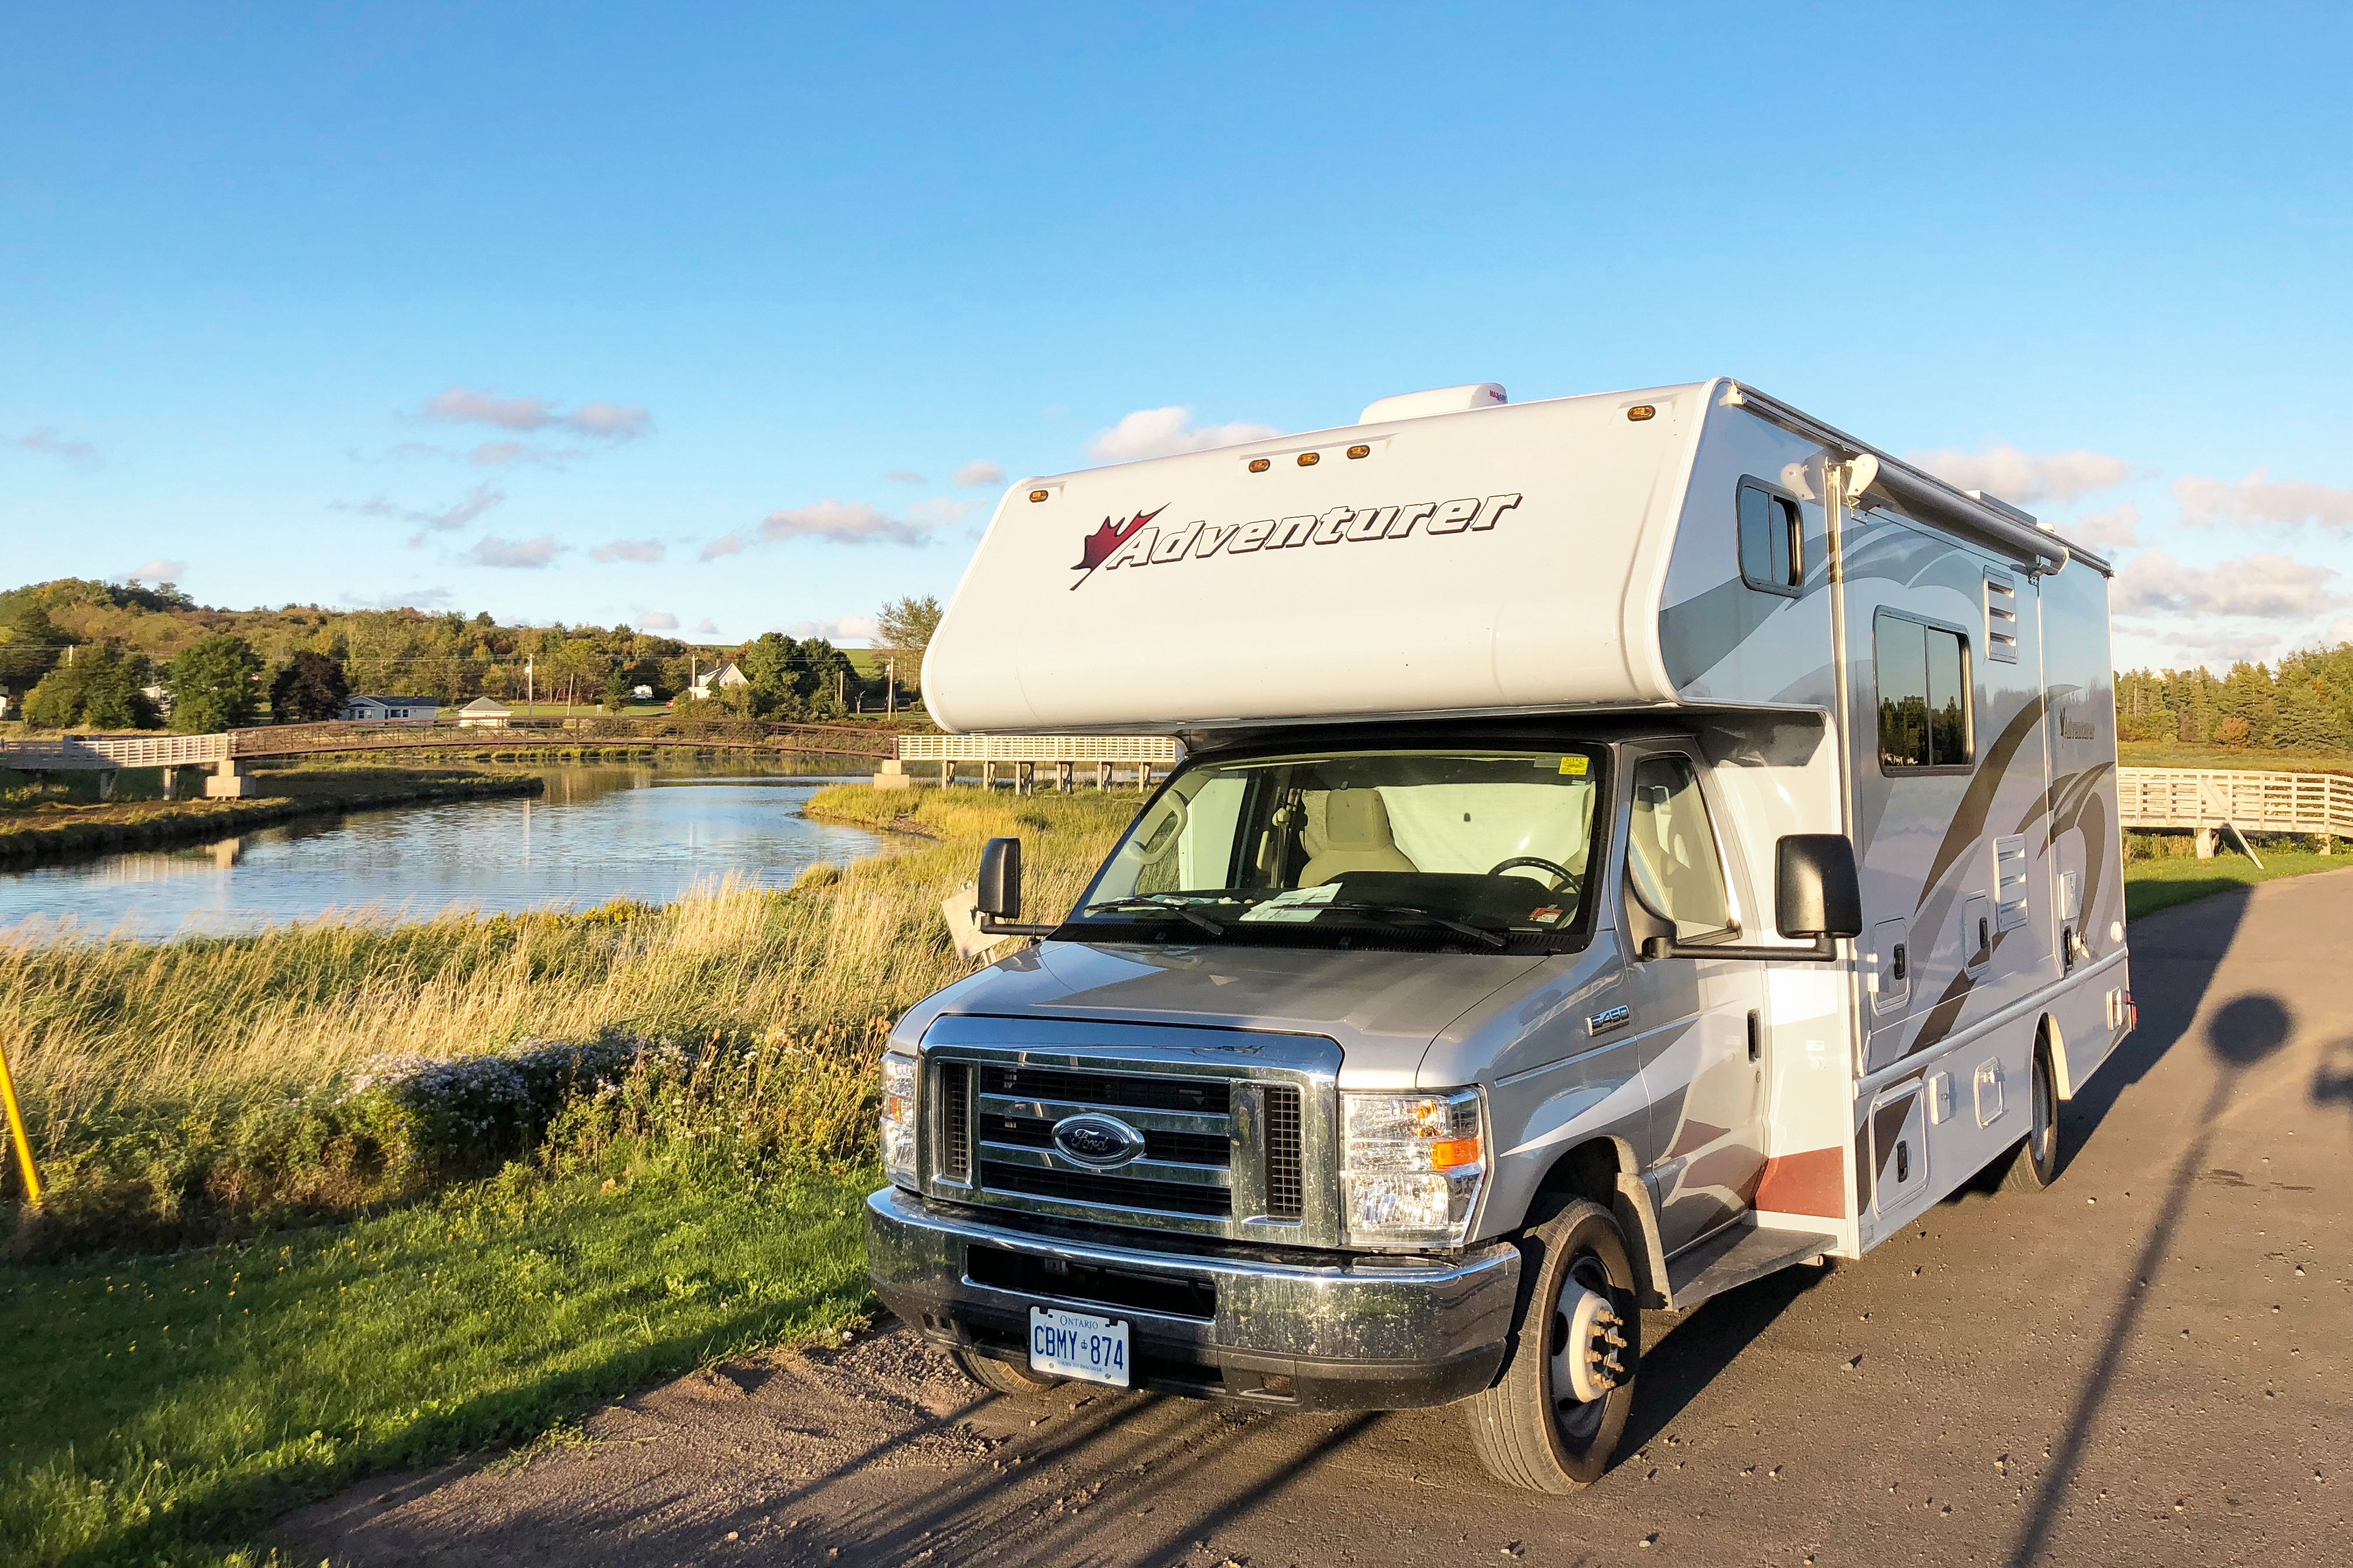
[950,1346,1062,1398]
[1462,1198,1641,1491]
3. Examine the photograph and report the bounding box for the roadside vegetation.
[2124,830,2349,920]
[0,783,1138,1567]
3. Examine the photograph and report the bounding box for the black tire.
[951,1345,1062,1397]
[1462,1198,1642,1492]
[1999,1038,2064,1192]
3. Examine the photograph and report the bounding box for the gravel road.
[281,870,2351,1568]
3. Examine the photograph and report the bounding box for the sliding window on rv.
[1069,749,1603,949]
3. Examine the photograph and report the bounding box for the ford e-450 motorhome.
[865,378,2132,1491]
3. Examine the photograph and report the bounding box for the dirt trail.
[281,872,2353,1568]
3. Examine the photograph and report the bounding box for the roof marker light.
[1297,452,1319,467]
[1627,405,1656,422]
[1029,489,1049,502]
[1346,444,1371,459]
[1248,458,1272,473]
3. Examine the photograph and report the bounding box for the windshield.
[1067,748,1602,951]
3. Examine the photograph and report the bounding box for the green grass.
[2125,847,2352,920]
[2118,741,2353,774]
[0,1160,877,1568]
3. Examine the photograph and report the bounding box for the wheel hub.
[1551,1283,1628,1405]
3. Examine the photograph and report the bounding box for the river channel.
[0,760,888,941]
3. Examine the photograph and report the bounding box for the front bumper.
[867,1186,1519,1410]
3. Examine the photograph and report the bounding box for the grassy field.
[2124,846,2349,920]
[0,784,1139,1567]
[2117,741,2353,773]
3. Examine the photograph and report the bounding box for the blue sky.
[4,3,2349,670]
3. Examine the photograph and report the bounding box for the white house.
[688,662,750,701]
[344,695,441,723]
[455,697,513,729]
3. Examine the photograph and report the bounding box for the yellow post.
[0,1039,41,1207]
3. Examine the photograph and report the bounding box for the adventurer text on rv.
[866,378,2131,1491]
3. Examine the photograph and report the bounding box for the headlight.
[1339,1088,1485,1247]
[880,1051,919,1189]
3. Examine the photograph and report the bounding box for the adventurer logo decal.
[1070,493,1523,590]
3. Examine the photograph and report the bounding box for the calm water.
[0,762,888,940]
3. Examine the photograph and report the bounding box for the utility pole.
[526,656,534,713]
[886,658,896,718]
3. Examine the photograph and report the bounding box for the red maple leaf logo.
[1070,507,1164,590]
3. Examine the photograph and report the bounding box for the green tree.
[603,665,634,712]
[22,644,158,729]
[0,595,63,699]
[2272,676,2349,751]
[166,634,265,732]
[270,649,350,723]
[874,594,941,695]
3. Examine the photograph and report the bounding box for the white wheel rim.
[1548,1260,1627,1422]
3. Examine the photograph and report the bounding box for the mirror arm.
[1640,934,1842,962]
[977,913,1060,938]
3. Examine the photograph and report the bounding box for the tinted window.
[1738,481,1803,594]
[1877,614,1973,770]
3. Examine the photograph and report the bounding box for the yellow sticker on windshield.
[1558,756,1589,776]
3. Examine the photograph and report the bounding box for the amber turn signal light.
[1346,444,1370,459]
[1028,489,1049,502]
[1627,405,1656,422]
[1297,452,1319,466]
[1248,458,1271,473]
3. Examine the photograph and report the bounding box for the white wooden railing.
[2115,766,2353,836]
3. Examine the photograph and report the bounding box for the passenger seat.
[1300,790,1419,886]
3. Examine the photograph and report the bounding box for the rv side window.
[1737,480,1803,596]
[1625,755,1734,940]
[1876,613,1973,771]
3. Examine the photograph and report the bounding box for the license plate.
[1028,1305,1130,1388]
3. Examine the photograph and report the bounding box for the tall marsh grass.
[1,784,1137,1255]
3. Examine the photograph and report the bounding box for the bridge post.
[940,760,952,790]
[1015,762,1034,796]
[160,765,179,801]
[982,760,997,792]
[1056,761,1072,794]
[1097,761,1111,792]
[2195,826,2216,860]
[1137,764,1151,793]
[97,769,118,803]
[205,759,253,799]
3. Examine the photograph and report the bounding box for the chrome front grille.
[917,1016,1342,1245]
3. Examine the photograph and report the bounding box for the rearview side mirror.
[975,836,1059,938]
[1775,834,1863,942]
[977,835,1022,920]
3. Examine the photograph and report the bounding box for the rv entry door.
[1615,747,1769,1256]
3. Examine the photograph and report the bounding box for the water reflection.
[0,762,884,941]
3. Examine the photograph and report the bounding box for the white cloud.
[699,533,746,561]
[954,460,1007,488]
[636,612,680,631]
[2174,470,2353,531]
[2155,627,2282,669]
[693,617,719,634]
[756,497,971,547]
[2113,550,2345,621]
[465,535,565,570]
[1088,407,1282,463]
[884,468,928,484]
[422,387,652,442]
[126,558,187,584]
[343,482,506,545]
[787,614,880,642]
[4,427,101,469]
[2063,502,2141,550]
[340,585,456,611]
[592,538,666,564]
[1905,443,2132,506]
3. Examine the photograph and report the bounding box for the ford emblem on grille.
[1051,1112,1147,1168]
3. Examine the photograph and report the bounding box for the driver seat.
[1300,789,1418,886]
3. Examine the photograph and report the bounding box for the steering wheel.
[1489,855,1579,893]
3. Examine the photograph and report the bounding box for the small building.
[141,683,176,720]
[456,697,513,729]
[344,695,441,723]
[688,662,750,701]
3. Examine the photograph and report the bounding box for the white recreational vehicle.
[867,378,2131,1491]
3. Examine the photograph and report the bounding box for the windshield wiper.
[1079,896,1229,937]
[1305,900,1510,951]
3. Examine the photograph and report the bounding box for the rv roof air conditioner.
[1358,383,1507,424]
